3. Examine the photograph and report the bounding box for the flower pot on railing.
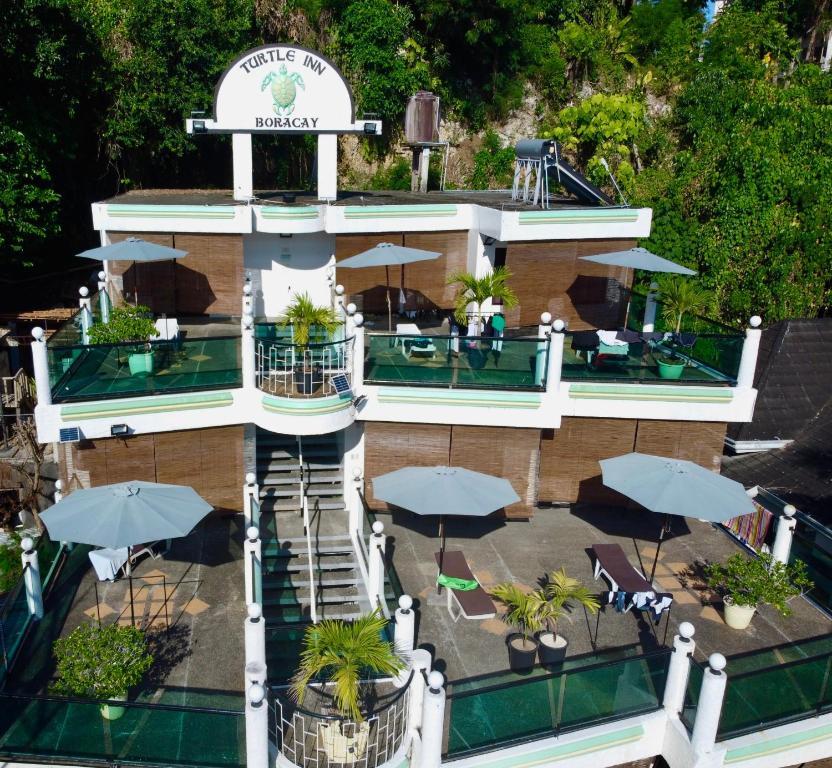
[128,350,155,376]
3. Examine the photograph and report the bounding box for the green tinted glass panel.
[48,336,241,402]
[680,659,704,731]
[365,334,547,390]
[791,519,832,613]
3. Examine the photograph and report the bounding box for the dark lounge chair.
[435,551,496,622]
[591,543,654,594]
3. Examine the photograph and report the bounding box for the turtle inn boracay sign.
[186,44,382,136]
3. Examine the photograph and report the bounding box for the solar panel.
[332,374,352,397]
[59,427,81,443]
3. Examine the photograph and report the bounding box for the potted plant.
[278,292,339,395]
[653,276,710,380]
[538,568,600,667]
[447,267,518,341]
[705,552,813,630]
[88,305,160,375]
[52,623,153,719]
[490,583,548,673]
[291,610,404,761]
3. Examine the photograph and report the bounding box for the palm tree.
[447,267,518,334]
[657,277,711,335]
[490,583,550,650]
[291,610,404,722]
[543,568,600,638]
[278,291,339,351]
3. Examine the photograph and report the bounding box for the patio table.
[88,547,129,581]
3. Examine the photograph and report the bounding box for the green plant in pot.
[53,623,153,719]
[538,568,600,667]
[491,583,549,673]
[653,276,710,380]
[87,305,159,375]
[292,610,404,761]
[278,292,338,395]
[448,267,518,339]
[705,552,813,630]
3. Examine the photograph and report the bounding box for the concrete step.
[261,473,303,486]
[305,483,344,496]
[266,559,357,573]
[263,573,359,590]
[263,542,354,557]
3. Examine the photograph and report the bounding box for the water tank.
[515,139,557,159]
[405,92,440,144]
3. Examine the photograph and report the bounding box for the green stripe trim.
[568,383,733,403]
[464,725,645,768]
[259,207,320,220]
[262,393,351,415]
[377,387,541,409]
[106,204,238,220]
[725,722,832,763]
[60,391,234,420]
[518,209,640,225]
[344,205,457,218]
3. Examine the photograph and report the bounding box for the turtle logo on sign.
[261,64,305,116]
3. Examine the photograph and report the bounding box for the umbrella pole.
[127,553,136,627]
[437,516,445,595]
[648,515,671,584]
[386,265,392,332]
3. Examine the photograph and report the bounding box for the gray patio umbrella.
[42,480,213,625]
[337,243,441,331]
[77,237,188,306]
[580,247,696,275]
[599,453,755,581]
[372,465,520,589]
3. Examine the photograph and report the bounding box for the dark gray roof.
[724,401,832,524]
[728,319,832,443]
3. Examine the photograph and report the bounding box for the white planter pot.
[723,596,757,629]
[100,693,127,720]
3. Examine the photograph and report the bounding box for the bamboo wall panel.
[449,426,540,518]
[364,422,451,509]
[402,232,469,310]
[199,426,245,510]
[108,233,176,312]
[336,234,404,314]
[103,435,156,485]
[635,420,726,471]
[506,239,635,328]
[173,234,244,316]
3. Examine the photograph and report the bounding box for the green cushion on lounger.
[437,573,480,591]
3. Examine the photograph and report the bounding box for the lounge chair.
[395,323,436,359]
[590,543,656,604]
[435,551,496,622]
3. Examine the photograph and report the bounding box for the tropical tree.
[447,267,518,332]
[291,610,404,722]
[490,583,551,650]
[657,276,711,334]
[278,292,339,351]
[543,567,600,637]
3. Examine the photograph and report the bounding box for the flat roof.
[102,187,613,212]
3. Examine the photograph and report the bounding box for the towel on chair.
[437,573,480,591]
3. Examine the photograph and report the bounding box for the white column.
[21,537,43,619]
[421,671,446,768]
[547,318,566,392]
[736,315,762,388]
[97,271,110,323]
[663,622,696,715]
[317,134,338,201]
[244,603,267,681]
[244,525,262,607]
[79,287,93,344]
[535,312,552,387]
[772,504,797,565]
[242,310,256,391]
[30,328,52,407]
[245,683,270,768]
[393,595,416,688]
[368,521,386,611]
[643,282,659,333]
[691,653,728,755]
[232,133,253,201]
[408,649,432,732]
[346,304,365,395]
[243,473,259,528]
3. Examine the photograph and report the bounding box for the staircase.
[257,429,368,681]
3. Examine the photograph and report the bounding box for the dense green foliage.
[87,304,159,344]
[2,0,830,321]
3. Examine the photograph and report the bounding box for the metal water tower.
[405,92,441,192]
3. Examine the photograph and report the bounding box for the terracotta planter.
[507,634,538,673]
[537,632,568,668]
[723,596,756,629]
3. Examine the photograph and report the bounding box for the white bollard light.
[771,504,797,565]
[245,682,270,768]
[663,622,696,715]
[54,479,64,503]
[691,653,728,755]
[395,594,415,654]
[21,537,43,619]
[421,671,446,768]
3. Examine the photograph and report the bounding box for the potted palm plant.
[705,552,813,630]
[538,568,600,667]
[491,583,548,673]
[292,610,404,761]
[653,276,710,380]
[87,305,160,375]
[52,623,153,719]
[447,267,518,340]
[278,292,339,394]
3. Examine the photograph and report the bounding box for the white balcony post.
[368,521,385,611]
[421,671,446,768]
[243,473,259,528]
[643,282,659,333]
[79,287,93,345]
[97,271,110,324]
[242,309,255,391]
[245,683,270,768]
[317,134,338,201]
[737,315,762,388]
[232,133,254,201]
[547,319,565,392]
[535,312,552,387]
[242,278,253,317]
[691,653,728,755]
[346,304,365,394]
[30,327,52,407]
[21,537,43,619]
[54,479,64,503]
[394,594,415,654]
[663,622,696,715]
[244,603,267,684]
[772,504,797,565]
[244,525,262,607]
[407,649,432,733]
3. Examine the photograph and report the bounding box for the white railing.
[256,337,354,399]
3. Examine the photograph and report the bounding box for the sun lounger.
[591,543,653,594]
[396,323,436,359]
[435,551,496,622]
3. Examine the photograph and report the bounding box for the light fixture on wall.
[110,424,130,437]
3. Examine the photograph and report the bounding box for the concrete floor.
[378,503,831,682]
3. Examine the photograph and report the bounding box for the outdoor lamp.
[363,122,378,135]
[110,424,129,437]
